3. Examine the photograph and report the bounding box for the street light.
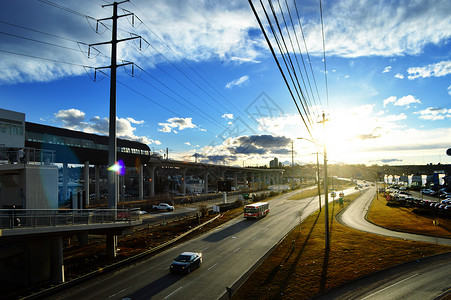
[298,136,330,250]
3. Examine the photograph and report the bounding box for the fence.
[0,208,140,230]
[0,147,55,165]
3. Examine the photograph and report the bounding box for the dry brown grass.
[233,193,451,299]
[368,193,451,238]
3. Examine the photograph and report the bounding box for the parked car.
[420,189,435,195]
[170,252,202,274]
[152,203,174,211]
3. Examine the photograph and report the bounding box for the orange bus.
[244,202,269,219]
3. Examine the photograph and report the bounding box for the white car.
[152,203,174,211]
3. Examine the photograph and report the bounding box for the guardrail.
[0,147,56,165]
[0,208,140,230]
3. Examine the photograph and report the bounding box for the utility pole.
[291,141,295,190]
[316,152,321,212]
[90,1,140,211]
[319,112,330,250]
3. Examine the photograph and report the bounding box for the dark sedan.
[170,252,202,274]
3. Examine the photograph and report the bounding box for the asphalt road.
[315,251,451,300]
[50,187,328,300]
[337,186,451,246]
[323,186,451,299]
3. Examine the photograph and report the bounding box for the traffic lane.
[53,190,315,300]
[142,193,312,299]
[337,186,451,245]
[315,252,451,300]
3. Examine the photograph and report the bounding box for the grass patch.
[288,187,320,200]
[233,193,451,299]
[368,193,451,238]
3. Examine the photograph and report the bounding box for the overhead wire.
[0,30,106,58]
[33,0,229,135]
[128,0,250,119]
[248,0,313,139]
[274,0,315,122]
[264,0,314,129]
[282,0,321,117]
[292,0,323,111]
[319,0,329,110]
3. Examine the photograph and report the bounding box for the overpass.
[0,109,284,289]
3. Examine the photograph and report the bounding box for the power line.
[38,0,97,20]
[263,0,314,129]
[248,0,313,139]
[319,0,329,109]
[0,30,106,58]
[0,48,94,68]
[273,0,315,122]
[292,0,323,111]
[282,0,321,116]
[128,0,252,120]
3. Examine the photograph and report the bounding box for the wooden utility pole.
[319,112,330,249]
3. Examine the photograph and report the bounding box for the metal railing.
[0,147,55,165]
[0,208,140,230]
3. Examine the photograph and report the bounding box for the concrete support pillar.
[78,233,88,246]
[50,236,65,284]
[62,162,68,201]
[220,169,225,181]
[182,168,187,196]
[84,161,89,206]
[149,165,156,197]
[204,170,209,194]
[258,173,262,189]
[252,173,255,189]
[243,172,247,189]
[95,165,100,202]
[139,164,144,200]
[234,172,238,190]
[106,234,117,258]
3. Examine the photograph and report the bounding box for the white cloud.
[394,95,421,107]
[222,113,234,120]
[158,117,197,133]
[382,66,391,73]
[300,0,451,58]
[414,107,451,120]
[407,60,451,80]
[394,73,404,79]
[184,142,191,146]
[383,96,397,107]
[54,109,156,144]
[54,109,85,129]
[448,85,451,96]
[225,75,249,89]
[230,57,261,64]
[126,117,145,125]
[383,95,421,108]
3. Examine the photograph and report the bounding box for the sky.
[0,0,450,167]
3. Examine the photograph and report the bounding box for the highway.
[50,187,327,300]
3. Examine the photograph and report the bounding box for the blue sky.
[0,0,450,166]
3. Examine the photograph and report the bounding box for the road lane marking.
[201,246,209,251]
[108,288,127,298]
[251,236,257,240]
[164,286,183,299]
[361,273,419,300]
[208,263,218,270]
[233,247,241,253]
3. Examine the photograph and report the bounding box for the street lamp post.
[298,131,330,250]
